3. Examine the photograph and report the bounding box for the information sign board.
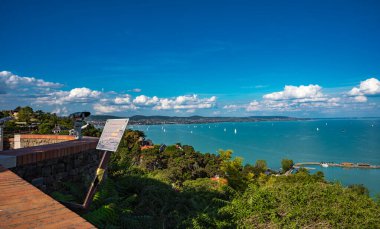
[96,119,129,152]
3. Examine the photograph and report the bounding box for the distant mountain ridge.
[89,115,306,125]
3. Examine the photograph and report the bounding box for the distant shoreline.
[88,115,380,126]
[89,115,309,125]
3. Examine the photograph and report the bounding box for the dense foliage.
[53,130,380,228]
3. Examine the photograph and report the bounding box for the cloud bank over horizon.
[348,78,380,103]
[1,70,379,117]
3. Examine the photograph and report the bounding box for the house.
[210,175,228,185]
[141,145,154,150]
[139,137,153,147]
[52,125,62,134]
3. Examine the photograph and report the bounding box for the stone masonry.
[0,136,101,193]
[14,134,75,149]
[11,148,102,192]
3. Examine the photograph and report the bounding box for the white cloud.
[348,87,361,96]
[68,87,101,99]
[0,71,61,88]
[93,103,137,114]
[51,107,68,115]
[35,87,102,105]
[261,100,292,111]
[246,101,260,111]
[153,94,217,110]
[263,84,323,100]
[3,69,377,116]
[256,84,343,111]
[130,94,216,110]
[131,88,142,93]
[0,71,62,93]
[92,94,217,114]
[93,104,122,114]
[223,104,242,110]
[114,94,132,104]
[348,78,380,102]
[353,95,368,103]
[133,95,159,106]
[223,83,343,113]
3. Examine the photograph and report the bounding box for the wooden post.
[82,150,112,209]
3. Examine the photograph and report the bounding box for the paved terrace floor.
[0,136,98,229]
[0,165,95,229]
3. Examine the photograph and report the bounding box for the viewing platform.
[0,135,100,228]
[0,165,95,228]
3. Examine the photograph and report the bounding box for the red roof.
[141,145,154,150]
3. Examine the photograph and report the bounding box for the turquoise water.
[132,119,380,195]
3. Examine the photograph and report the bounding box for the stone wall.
[11,148,102,192]
[0,137,100,193]
[14,134,75,149]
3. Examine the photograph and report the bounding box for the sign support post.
[82,150,112,209]
[64,118,129,211]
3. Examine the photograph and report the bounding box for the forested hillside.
[53,130,380,228]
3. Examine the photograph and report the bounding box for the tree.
[37,123,54,134]
[348,184,369,196]
[254,160,267,174]
[312,171,325,181]
[17,106,34,122]
[219,149,251,191]
[121,130,145,150]
[281,158,293,172]
[82,124,101,137]
[221,174,380,228]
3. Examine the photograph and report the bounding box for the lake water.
[131,119,380,195]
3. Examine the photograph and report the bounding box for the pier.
[294,162,380,169]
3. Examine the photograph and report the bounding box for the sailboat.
[234,128,237,134]
[316,128,319,131]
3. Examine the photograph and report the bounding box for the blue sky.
[1,0,380,117]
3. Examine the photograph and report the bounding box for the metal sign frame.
[96,119,129,152]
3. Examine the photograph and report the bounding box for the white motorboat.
[321,163,329,168]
